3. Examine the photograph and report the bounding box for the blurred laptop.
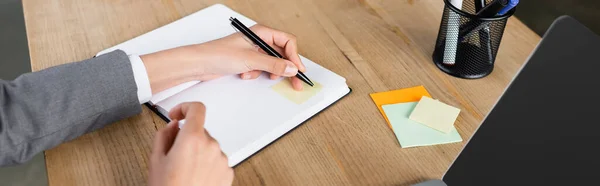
[416,16,600,186]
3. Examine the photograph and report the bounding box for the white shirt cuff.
[128,54,152,104]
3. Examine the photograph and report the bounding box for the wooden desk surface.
[22,0,540,185]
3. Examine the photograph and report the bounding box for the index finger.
[272,31,306,72]
[168,102,207,137]
[252,26,306,72]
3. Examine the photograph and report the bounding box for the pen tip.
[296,71,314,87]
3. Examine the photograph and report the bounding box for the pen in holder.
[433,0,515,79]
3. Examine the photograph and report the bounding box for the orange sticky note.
[369,86,432,129]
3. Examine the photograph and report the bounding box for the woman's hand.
[141,25,306,93]
[149,102,233,186]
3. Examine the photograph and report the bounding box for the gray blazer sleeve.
[0,50,142,166]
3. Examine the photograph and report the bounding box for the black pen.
[229,17,314,87]
[476,0,509,17]
[475,0,486,12]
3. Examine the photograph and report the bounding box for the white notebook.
[97,4,350,166]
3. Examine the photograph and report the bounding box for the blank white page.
[97,4,349,166]
[157,55,348,166]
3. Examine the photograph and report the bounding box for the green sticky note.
[382,102,462,148]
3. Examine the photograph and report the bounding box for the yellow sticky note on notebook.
[369,86,432,129]
[409,96,461,133]
[272,80,323,104]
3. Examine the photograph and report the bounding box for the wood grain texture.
[22,0,541,185]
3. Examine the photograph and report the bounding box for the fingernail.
[298,55,307,72]
[284,62,298,76]
[242,73,250,79]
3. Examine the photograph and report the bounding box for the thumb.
[169,102,208,138]
[246,52,298,77]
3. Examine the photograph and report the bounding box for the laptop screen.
[443,16,600,186]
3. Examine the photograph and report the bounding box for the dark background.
[514,0,600,35]
[0,0,30,79]
[0,0,599,185]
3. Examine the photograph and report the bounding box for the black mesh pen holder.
[432,0,515,79]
